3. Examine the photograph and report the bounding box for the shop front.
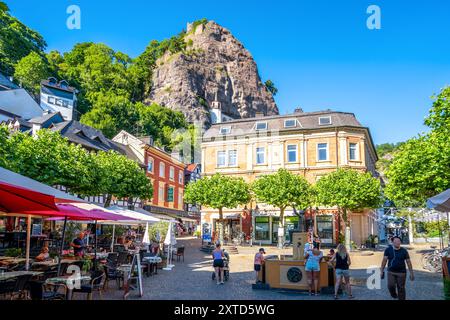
[253,213,302,245]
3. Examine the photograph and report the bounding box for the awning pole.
[111,224,115,252]
[25,215,31,271]
[94,220,98,270]
[57,216,68,276]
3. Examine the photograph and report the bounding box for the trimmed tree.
[315,168,382,250]
[184,173,250,244]
[252,169,312,248]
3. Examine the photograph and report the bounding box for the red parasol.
[0,181,58,213]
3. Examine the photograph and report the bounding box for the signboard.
[278,227,284,237]
[202,223,211,242]
[123,253,143,299]
[167,187,174,202]
[32,224,42,236]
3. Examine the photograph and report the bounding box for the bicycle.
[421,245,449,273]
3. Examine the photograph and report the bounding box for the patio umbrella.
[0,181,58,212]
[163,222,176,270]
[142,222,151,252]
[427,189,450,212]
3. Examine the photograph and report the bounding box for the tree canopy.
[14,51,51,98]
[252,169,312,247]
[264,79,278,96]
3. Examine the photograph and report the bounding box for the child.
[254,248,266,283]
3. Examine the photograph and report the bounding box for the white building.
[40,78,77,121]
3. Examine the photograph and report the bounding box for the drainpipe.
[408,208,414,245]
[335,127,339,170]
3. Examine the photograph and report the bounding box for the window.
[284,119,297,128]
[317,143,328,161]
[255,217,270,241]
[228,150,237,166]
[47,96,55,105]
[349,143,358,160]
[178,191,183,207]
[158,186,164,202]
[169,167,175,180]
[220,126,231,135]
[159,162,165,177]
[178,172,183,184]
[316,215,334,244]
[287,145,297,162]
[319,116,332,125]
[255,122,267,131]
[147,158,154,173]
[256,147,265,164]
[167,186,174,202]
[217,151,226,167]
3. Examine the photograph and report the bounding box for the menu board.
[32,224,42,235]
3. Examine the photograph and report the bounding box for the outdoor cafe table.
[142,256,162,276]
[0,271,43,281]
[31,259,76,268]
[45,274,91,300]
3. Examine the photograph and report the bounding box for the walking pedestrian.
[212,243,225,285]
[304,245,323,295]
[380,236,414,300]
[329,244,353,299]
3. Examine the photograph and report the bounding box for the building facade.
[200,109,379,246]
[40,78,77,121]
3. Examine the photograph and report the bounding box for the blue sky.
[7,0,450,144]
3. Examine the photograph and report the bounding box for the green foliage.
[425,86,450,132]
[252,169,312,213]
[315,168,382,221]
[376,142,404,158]
[14,51,51,98]
[0,6,46,75]
[148,221,170,242]
[444,278,450,300]
[417,221,449,238]
[5,248,22,257]
[264,79,278,96]
[191,18,208,33]
[185,173,251,211]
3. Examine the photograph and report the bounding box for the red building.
[143,144,186,217]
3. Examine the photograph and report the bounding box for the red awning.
[0,181,58,212]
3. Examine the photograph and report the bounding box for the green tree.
[252,169,312,248]
[184,173,250,243]
[0,5,46,75]
[425,86,450,133]
[14,51,51,98]
[264,79,278,96]
[315,168,381,250]
[93,150,153,208]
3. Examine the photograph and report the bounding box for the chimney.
[255,111,265,118]
[139,136,154,146]
[294,107,304,114]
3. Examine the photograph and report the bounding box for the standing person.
[304,246,323,295]
[329,244,353,299]
[70,232,86,257]
[313,234,321,250]
[212,243,225,285]
[380,236,414,300]
[254,248,266,283]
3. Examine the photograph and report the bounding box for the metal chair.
[71,271,105,300]
[172,246,185,262]
[10,274,34,300]
[28,280,66,300]
[117,251,129,265]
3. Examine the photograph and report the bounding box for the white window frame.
[158,185,164,202]
[220,126,231,135]
[217,151,226,167]
[228,150,237,167]
[256,147,265,165]
[178,171,183,184]
[284,119,297,128]
[349,142,358,160]
[255,122,268,131]
[147,157,154,173]
[169,166,175,181]
[287,144,298,163]
[318,116,332,125]
[159,162,165,177]
[317,143,328,161]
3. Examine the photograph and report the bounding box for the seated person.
[327,248,335,259]
[150,241,160,256]
[35,247,50,262]
[123,236,134,250]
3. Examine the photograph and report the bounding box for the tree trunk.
[343,208,351,251]
[104,194,112,208]
[218,207,224,245]
[278,207,285,249]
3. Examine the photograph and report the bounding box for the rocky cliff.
[145,21,279,127]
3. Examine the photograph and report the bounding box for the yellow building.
[201,109,379,246]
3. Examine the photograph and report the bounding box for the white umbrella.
[163,222,176,270]
[142,222,151,252]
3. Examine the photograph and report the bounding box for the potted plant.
[5,248,22,257]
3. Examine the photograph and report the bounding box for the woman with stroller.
[212,243,225,285]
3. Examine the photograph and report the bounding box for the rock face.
[145,21,279,127]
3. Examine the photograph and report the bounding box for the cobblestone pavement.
[99,238,444,300]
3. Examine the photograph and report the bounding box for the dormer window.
[319,116,332,125]
[48,77,57,84]
[59,80,69,89]
[255,122,267,131]
[284,119,297,128]
[220,126,231,135]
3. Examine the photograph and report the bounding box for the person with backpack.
[380,236,414,300]
[328,244,354,299]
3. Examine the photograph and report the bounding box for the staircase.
[200,244,239,255]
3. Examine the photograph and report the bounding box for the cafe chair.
[28,280,67,300]
[117,251,129,265]
[172,246,185,262]
[10,274,34,300]
[0,279,16,299]
[71,271,105,300]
